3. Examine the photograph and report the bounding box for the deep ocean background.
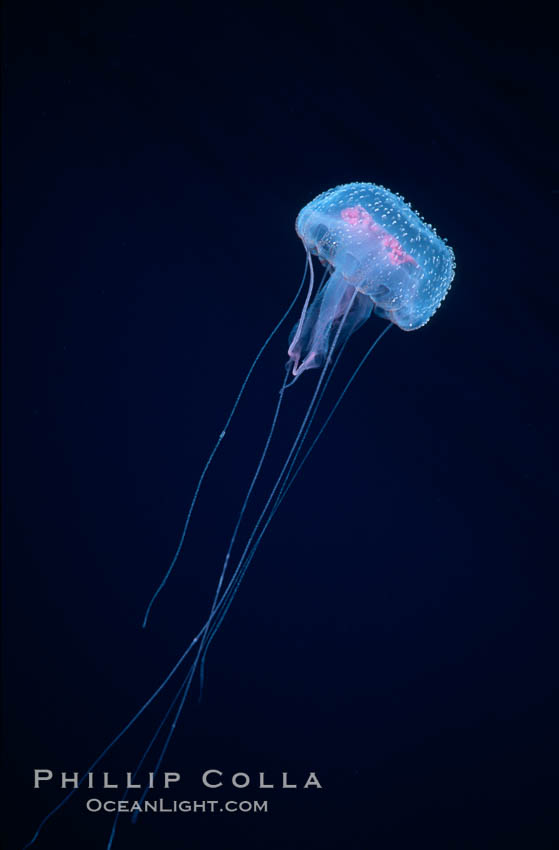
[2,3,558,849]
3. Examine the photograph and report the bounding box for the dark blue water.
[3,4,557,849]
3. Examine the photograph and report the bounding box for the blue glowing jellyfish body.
[26,183,455,850]
[289,183,455,377]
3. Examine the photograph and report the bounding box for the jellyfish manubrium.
[26,183,455,849]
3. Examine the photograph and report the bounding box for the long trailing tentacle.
[124,287,361,826]
[197,365,291,699]
[23,631,203,849]
[142,257,312,628]
[201,321,392,663]
[195,289,361,676]
[25,262,313,850]
[107,662,196,846]
[197,329,352,684]
[123,299,392,845]
[130,363,293,817]
[25,263,389,850]
[201,263,334,640]
[107,315,391,850]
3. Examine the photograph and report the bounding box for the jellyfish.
[25,183,455,849]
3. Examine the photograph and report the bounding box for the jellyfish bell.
[288,182,455,377]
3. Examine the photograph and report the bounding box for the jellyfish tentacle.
[201,322,391,665]
[129,658,199,825]
[106,304,318,844]
[107,663,195,846]
[24,262,317,850]
[127,292,359,815]
[197,364,291,699]
[197,289,359,676]
[198,264,339,688]
[101,322,390,850]
[315,261,333,298]
[199,336,351,675]
[103,362,291,844]
[22,629,203,850]
[142,256,312,629]
[25,302,388,850]
[287,248,314,369]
